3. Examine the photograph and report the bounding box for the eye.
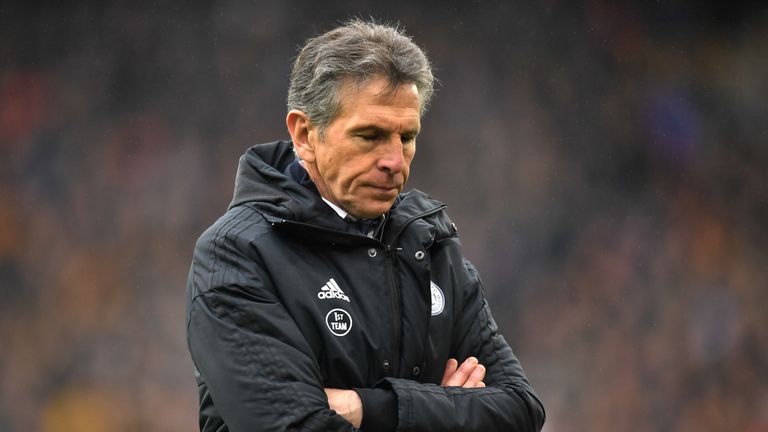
[401,134,416,144]
[357,133,380,142]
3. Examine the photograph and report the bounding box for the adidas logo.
[317,278,350,302]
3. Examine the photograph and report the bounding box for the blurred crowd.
[1,2,766,431]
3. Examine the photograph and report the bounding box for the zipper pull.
[386,245,404,268]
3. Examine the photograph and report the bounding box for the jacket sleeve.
[369,259,545,432]
[186,226,357,431]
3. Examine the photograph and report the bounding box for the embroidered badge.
[430,281,445,316]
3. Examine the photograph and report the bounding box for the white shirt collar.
[321,197,385,238]
[321,197,352,220]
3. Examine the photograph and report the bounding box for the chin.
[355,209,387,219]
[355,201,394,219]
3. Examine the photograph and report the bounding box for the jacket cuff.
[354,387,397,432]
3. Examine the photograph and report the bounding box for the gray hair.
[287,19,435,135]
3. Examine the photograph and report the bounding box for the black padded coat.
[186,140,545,431]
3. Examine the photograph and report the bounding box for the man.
[186,19,545,431]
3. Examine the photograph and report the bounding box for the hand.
[324,388,363,428]
[440,357,486,388]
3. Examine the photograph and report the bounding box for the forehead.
[333,77,421,128]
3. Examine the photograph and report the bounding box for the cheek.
[402,149,415,178]
[318,151,342,179]
[325,156,360,193]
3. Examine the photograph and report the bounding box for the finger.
[440,358,458,386]
[478,381,486,388]
[443,357,478,387]
[463,364,486,388]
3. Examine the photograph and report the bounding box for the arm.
[188,285,358,431]
[326,357,487,428]
[186,225,357,432]
[362,259,545,432]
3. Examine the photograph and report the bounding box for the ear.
[286,110,317,163]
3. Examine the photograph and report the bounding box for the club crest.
[430,281,445,316]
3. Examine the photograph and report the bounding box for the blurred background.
[1,1,767,431]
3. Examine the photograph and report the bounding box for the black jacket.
[186,141,545,431]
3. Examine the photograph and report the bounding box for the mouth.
[367,184,399,193]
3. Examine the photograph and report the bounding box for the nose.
[377,137,405,174]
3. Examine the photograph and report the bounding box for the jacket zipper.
[385,244,401,376]
[382,204,446,377]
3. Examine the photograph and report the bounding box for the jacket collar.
[229,140,451,242]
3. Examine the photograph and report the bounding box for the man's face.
[304,77,421,219]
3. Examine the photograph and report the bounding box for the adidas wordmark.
[317,278,350,302]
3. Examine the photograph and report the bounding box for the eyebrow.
[350,125,420,136]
